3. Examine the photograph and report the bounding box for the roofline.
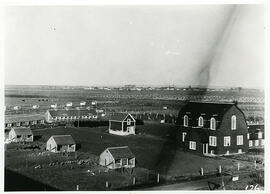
[107,146,129,150]
[51,135,72,138]
[189,101,235,105]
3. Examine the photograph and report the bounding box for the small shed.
[8,127,33,142]
[46,135,76,153]
[99,146,135,169]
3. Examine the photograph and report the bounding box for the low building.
[109,113,136,136]
[247,124,264,148]
[99,146,135,169]
[45,109,98,123]
[46,135,76,153]
[8,127,33,142]
[177,101,248,156]
[5,114,45,128]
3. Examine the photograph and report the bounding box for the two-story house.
[177,101,248,156]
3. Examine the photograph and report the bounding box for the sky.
[3,5,265,88]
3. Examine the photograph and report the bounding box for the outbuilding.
[46,135,76,153]
[109,113,136,136]
[99,146,135,169]
[8,127,33,142]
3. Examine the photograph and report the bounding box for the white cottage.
[99,146,135,169]
[8,127,33,142]
[46,135,76,153]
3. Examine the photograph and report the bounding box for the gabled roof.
[11,127,33,136]
[48,109,97,117]
[5,114,45,124]
[110,113,135,121]
[50,135,75,145]
[107,146,135,159]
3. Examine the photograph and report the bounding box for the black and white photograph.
[1,1,268,192]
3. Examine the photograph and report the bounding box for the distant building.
[8,127,33,142]
[46,135,76,153]
[99,146,135,169]
[177,101,248,156]
[5,114,45,128]
[45,109,98,123]
[66,102,73,107]
[247,124,264,148]
[109,113,136,136]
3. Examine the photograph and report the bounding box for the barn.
[99,146,135,169]
[5,114,45,128]
[247,124,264,148]
[46,135,76,153]
[8,127,33,143]
[45,109,98,123]
[177,101,248,156]
[109,113,136,136]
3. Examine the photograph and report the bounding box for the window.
[224,136,231,147]
[17,135,21,138]
[189,141,196,150]
[127,119,131,125]
[258,132,262,139]
[255,140,259,146]
[249,140,253,147]
[209,136,217,146]
[247,133,250,140]
[182,132,187,142]
[16,122,21,127]
[231,115,236,130]
[210,118,216,130]
[7,123,12,127]
[198,116,204,127]
[184,115,188,127]
[261,139,264,146]
[237,135,243,145]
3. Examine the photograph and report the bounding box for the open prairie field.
[5,86,265,125]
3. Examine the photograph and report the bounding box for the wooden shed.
[109,113,136,136]
[8,127,33,142]
[99,146,135,169]
[46,135,76,153]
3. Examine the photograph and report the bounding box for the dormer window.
[198,116,204,127]
[210,118,216,130]
[183,115,188,127]
[231,115,236,130]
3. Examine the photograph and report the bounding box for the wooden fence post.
[200,168,204,176]
[133,177,136,185]
[76,185,79,191]
[237,162,240,171]
[219,165,222,174]
[105,181,109,188]
[254,160,257,169]
[157,173,160,183]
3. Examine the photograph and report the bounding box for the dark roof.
[248,124,264,140]
[12,127,33,136]
[248,124,264,133]
[51,135,75,145]
[107,146,135,159]
[5,114,45,123]
[110,113,135,121]
[185,127,209,143]
[178,101,236,127]
[48,109,97,117]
